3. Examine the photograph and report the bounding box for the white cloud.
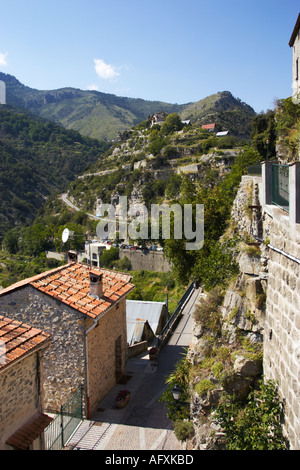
[94,59,119,80]
[0,52,8,66]
[87,84,99,91]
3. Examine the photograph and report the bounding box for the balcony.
[262,161,300,224]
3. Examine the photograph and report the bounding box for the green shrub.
[100,246,119,268]
[216,380,289,450]
[113,256,131,271]
[211,361,224,380]
[193,286,224,331]
[195,379,214,396]
[174,420,194,442]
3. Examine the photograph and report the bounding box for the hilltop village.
[0,13,299,452]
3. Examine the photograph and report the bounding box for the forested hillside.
[181,91,255,138]
[0,72,255,141]
[0,72,184,140]
[0,110,263,288]
[0,84,263,291]
[0,105,110,240]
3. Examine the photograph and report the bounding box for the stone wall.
[85,298,127,416]
[232,175,300,449]
[189,174,300,449]
[0,353,41,450]
[0,286,87,413]
[0,285,128,418]
[261,208,300,449]
[119,249,172,272]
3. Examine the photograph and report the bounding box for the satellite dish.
[62,228,70,243]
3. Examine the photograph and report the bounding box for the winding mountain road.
[61,193,100,220]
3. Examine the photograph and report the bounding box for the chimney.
[67,250,78,264]
[89,270,103,299]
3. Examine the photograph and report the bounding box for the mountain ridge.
[0,72,255,140]
[0,104,109,239]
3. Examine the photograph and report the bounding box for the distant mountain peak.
[0,72,255,140]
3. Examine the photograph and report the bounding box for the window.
[296,58,299,81]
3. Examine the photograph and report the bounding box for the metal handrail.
[158,280,195,345]
[45,385,83,450]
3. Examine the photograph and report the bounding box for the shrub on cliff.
[193,285,224,331]
[216,380,289,450]
[174,419,195,442]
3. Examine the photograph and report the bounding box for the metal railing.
[44,386,84,450]
[158,280,195,346]
[247,164,262,176]
[271,164,289,212]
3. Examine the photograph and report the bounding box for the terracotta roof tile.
[0,265,70,296]
[0,263,135,320]
[0,316,51,371]
[6,411,53,450]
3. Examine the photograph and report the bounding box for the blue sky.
[0,0,299,113]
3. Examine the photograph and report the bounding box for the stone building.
[150,112,166,127]
[0,315,52,450]
[0,254,134,418]
[231,164,300,449]
[289,13,300,103]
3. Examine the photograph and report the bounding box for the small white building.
[84,242,110,267]
[289,13,300,103]
[216,131,229,137]
[0,80,6,105]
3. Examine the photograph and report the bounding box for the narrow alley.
[66,288,200,451]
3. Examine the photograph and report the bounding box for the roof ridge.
[0,263,70,297]
[289,13,300,47]
[0,263,135,320]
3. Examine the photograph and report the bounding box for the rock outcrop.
[188,176,266,449]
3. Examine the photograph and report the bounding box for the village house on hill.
[201,123,217,132]
[0,252,134,418]
[150,112,166,127]
[0,315,52,450]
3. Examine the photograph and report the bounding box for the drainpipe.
[84,317,98,419]
[267,243,300,265]
[253,234,300,265]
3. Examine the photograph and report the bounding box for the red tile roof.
[201,123,216,130]
[6,411,53,450]
[0,263,135,320]
[0,315,51,371]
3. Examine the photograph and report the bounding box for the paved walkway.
[66,288,200,451]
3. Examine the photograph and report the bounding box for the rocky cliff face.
[187,176,267,450]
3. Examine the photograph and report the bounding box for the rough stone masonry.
[233,175,300,449]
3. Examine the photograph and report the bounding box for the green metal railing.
[271,164,289,212]
[44,386,83,450]
[158,280,195,346]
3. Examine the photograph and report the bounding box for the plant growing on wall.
[159,351,191,422]
[216,380,289,450]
